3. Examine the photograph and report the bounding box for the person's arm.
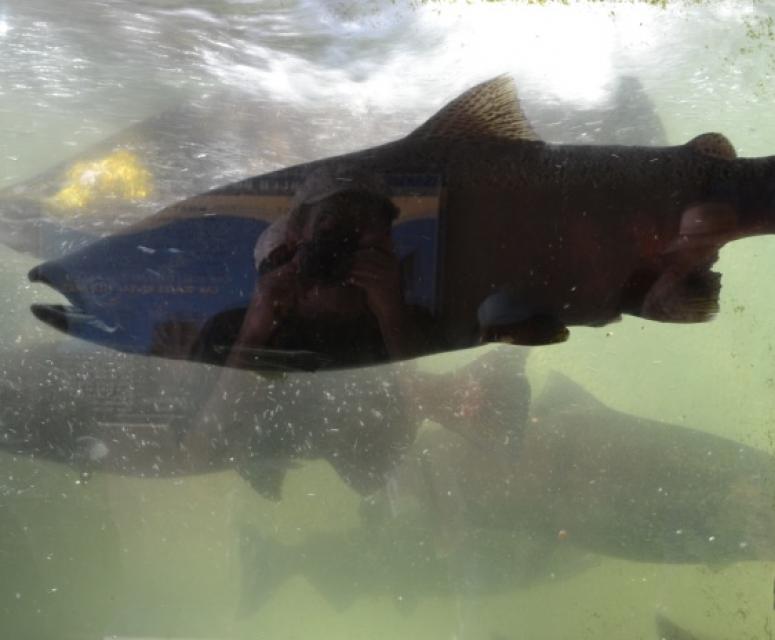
[224,258,301,369]
[349,247,428,360]
[179,257,301,465]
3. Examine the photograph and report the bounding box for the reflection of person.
[177,171,528,499]
[199,168,435,369]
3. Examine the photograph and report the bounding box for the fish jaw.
[27,215,266,355]
[28,257,132,351]
[30,302,121,343]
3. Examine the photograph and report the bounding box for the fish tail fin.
[236,458,301,501]
[236,525,295,617]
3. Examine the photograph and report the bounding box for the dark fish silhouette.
[27,74,764,372]
[237,517,596,615]
[520,373,775,563]
[374,364,775,565]
[0,340,419,498]
[488,616,720,640]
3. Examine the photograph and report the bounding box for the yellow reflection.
[50,149,153,210]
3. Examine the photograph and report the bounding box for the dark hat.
[254,167,392,271]
[288,166,391,213]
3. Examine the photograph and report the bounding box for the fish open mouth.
[28,264,120,338]
[30,303,74,334]
[30,303,119,336]
[30,304,118,335]
[29,263,82,335]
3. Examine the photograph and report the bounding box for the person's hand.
[349,247,403,319]
[241,257,301,341]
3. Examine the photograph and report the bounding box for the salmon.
[378,367,775,565]
[0,340,425,498]
[26,75,775,371]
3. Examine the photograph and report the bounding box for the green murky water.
[2,2,775,639]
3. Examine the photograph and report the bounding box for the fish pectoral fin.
[639,267,721,323]
[481,314,570,346]
[236,458,300,501]
[686,132,737,160]
[408,75,541,143]
[323,421,415,496]
[325,450,392,496]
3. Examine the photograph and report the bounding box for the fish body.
[0,340,416,498]
[237,516,596,615]
[0,341,238,478]
[26,75,745,369]
[378,366,775,565]
[223,133,768,348]
[515,372,775,563]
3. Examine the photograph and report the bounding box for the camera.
[297,225,358,285]
[257,225,358,286]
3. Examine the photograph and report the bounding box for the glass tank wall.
[0,1,774,639]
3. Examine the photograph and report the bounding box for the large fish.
[237,517,596,615]
[240,514,721,640]
[0,340,428,498]
[518,373,775,563]
[374,360,775,565]
[26,74,759,372]
[0,339,528,498]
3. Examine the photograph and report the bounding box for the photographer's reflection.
[173,170,440,484]
[201,168,434,369]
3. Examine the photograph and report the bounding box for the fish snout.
[28,261,67,289]
[29,259,125,341]
[30,261,120,309]
[29,262,79,334]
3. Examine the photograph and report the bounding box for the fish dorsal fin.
[534,372,605,416]
[686,132,737,160]
[409,75,540,142]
